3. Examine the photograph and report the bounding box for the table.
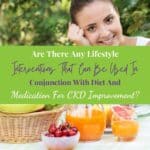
[0,116,150,150]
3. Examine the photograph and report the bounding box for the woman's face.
[75,1,123,46]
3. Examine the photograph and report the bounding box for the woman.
[67,0,150,46]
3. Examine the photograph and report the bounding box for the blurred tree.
[0,0,149,45]
[114,0,150,37]
[0,0,70,45]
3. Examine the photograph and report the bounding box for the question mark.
[133,91,140,98]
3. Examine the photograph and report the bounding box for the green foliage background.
[0,0,150,45]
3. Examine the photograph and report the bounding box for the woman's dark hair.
[70,0,115,23]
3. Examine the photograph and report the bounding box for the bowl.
[41,131,80,150]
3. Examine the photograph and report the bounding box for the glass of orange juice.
[66,104,106,141]
[111,105,139,141]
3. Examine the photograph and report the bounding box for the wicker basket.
[0,106,64,143]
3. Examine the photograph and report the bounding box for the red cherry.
[59,124,65,131]
[45,133,54,137]
[62,129,69,136]
[45,133,50,137]
[58,122,71,131]
[68,129,77,136]
[55,129,63,137]
[48,124,57,134]
[71,127,78,133]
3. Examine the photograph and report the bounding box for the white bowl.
[41,131,80,150]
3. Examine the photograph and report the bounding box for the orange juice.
[112,120,139,141]
[104,104,112,127]
[111,105,139,141]
[66,105,106,141]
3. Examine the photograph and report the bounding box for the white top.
[136,37,150,46]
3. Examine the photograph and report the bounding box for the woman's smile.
[97,34,116,45]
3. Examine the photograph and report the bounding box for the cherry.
[55,129,63,137]
[45,133,55,137]
[58,122,71,131]
[48,122,78,137]
[71,127,78,133]
[48,123,57,134]
[62,129,69,136]
[45,133,50,137]
[58,124,65,131]
[68,129,76,136]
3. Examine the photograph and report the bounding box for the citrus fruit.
[111,105,139,141]
[111,105,134,120]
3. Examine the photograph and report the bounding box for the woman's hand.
[67,23,90,45]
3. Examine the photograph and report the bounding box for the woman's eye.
[105,16,114,24]
[87,26,96,32]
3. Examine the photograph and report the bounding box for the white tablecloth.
[0,116,150,150]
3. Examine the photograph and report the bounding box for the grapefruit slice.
[111,105,134,120]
